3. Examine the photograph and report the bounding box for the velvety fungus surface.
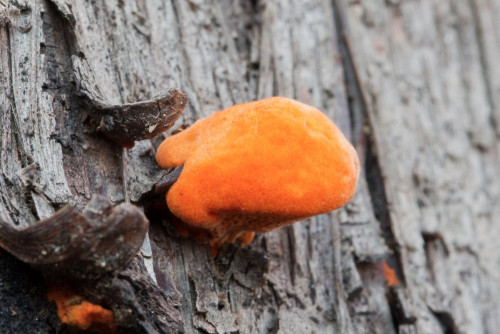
[156,97,360,253]
[47,287,115,332]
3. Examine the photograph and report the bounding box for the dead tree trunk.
[1,0,499,333]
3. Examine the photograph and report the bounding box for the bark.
[0,0,499,333]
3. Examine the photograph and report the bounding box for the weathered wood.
[1,0,499,333]
[338,0,500,333]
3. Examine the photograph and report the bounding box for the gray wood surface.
[0,0,498,333]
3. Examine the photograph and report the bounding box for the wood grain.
[1,0,499,333]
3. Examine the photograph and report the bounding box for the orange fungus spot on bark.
[382,261,400,287]
[156,97,360,252]
[47,287,115,332]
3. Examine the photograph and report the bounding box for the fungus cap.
[156,97,359,250]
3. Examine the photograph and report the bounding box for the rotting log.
[1,0,500,333]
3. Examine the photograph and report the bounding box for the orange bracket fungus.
[47,287,116,333]
[156,97,360,255]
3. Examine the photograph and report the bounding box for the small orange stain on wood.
[383,261,400,287]
[47,287,116,333]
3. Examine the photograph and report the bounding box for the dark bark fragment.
[79,88,187,148]
[0,194,148,281]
